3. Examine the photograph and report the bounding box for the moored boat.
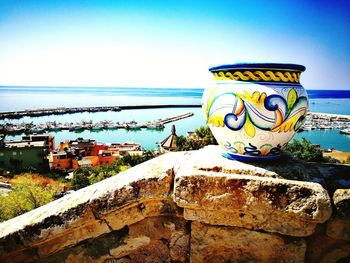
[340,128,350,135]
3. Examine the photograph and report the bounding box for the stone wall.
[0,146,349,263]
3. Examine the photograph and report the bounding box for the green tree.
[88,164,120,185]
[115,151,156,167]
[176,125,217,151]
[196,126,217,146]
[176,136,202,151]
[285,138,331,162]
[71,168,91,190]
[0,176,56,222]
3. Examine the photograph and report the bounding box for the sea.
[1,86,350,151]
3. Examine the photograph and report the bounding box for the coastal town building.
[160,125,178,153]
[49,151,73,170]
[108,142,142,156]
[22,134,55,152]
[49,138,142,171]
[91,143,108,156]
[0,132,143,172]
[98,150,119,165]
[0,134,53,173]
[72,156,99,169]
[68,138,97,156]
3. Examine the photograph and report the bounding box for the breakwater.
[0,105,201,120]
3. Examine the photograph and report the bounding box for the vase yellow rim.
[209,63,306,72]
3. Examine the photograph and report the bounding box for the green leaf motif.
[287,88,297,113]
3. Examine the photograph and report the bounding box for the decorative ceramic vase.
[202,63,308,161]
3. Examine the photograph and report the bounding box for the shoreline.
[323,150,350,163]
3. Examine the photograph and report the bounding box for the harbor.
[1,106,349,136]
[0,112,194,135]
[300,112,350,132]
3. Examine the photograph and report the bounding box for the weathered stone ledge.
[174,148,332,237]
[0,146,349,263]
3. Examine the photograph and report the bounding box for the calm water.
[1,86,350,151]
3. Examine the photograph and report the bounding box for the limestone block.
[174,147,332,237]
[306,227,350,263]
[42,216,189,263]
[326,189,350,240]
[64,250,111,263]
[0,247,39,263]
[327,218,350,240]
[333,189,350,219]
[319,245,350,263]
[0,203,110,258]
[169,230,190,262]
[42,226,130,263]
[127,240,170,263]
[126,216,189,262]
[36,215,110,257]
[107,216,189,262]
[190,221,306,263]
[109,236,151,258]
[103,198,180,231]
[89,152,182,216]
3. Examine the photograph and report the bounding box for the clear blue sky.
[0,0,349,89]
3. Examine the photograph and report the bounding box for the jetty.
[0,105,201,120]
[157,112,194,124]
[0,112,194,135]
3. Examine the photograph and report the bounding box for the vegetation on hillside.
[0,174,65,222]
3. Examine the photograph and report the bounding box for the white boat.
[301,125,312,131]
[146,123,165,129]
[31,127,45,133]
[126,124,142,130]
[91,124,104,130]
[340,128,350,135]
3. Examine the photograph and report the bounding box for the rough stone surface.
[41,216,189,263]
[327,218,350,240]
[306,226,350,263]
[174,147,332,236]
[326,189,350,240]
[103,198,181,231]
[191,221,306,263]
[0,147,348,262]
[332,189,350,219]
